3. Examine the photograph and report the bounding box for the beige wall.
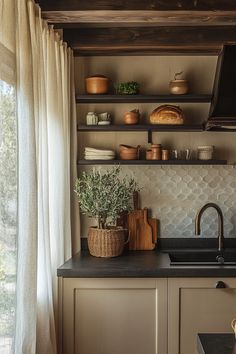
[75,56,216,94]
[0,0,15,53]
[74,56,236,238]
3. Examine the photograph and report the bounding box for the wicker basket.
[88,227,126,257]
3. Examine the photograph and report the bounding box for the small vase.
[169,79,189,95]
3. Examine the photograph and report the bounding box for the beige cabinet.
[58,278,168,354]
[168,278,236,354]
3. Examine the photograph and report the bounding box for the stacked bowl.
[119,145,140,160]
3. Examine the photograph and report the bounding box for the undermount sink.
[168,250,236,266]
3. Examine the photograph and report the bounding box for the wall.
[74,56,236,238]
[0,1,15,53]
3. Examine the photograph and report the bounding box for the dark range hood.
[206,44,236,130]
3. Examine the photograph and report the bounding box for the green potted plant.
[115,81,140,95]
[75,166,138,257]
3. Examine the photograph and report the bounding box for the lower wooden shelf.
[77,159,227,165]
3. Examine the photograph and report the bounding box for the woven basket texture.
[88,227,125,257]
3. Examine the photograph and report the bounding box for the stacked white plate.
[84,147,115,160]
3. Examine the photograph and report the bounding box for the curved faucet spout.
[195,203,224,252]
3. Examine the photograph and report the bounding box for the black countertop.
[197,334,236,354]
[57,249,236,278]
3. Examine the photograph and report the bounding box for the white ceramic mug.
[98,112,111,121]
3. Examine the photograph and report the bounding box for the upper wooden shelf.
[75,94,212,104]
[77,159,227,166]
[77,124,204,132]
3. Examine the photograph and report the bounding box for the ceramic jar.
[169,79,189,95]
[197,146,214,160]
[85,75,109,94]
[162,149,169,160]
[151,144,162,160]
[86,112,98,125]
[123,109,140,125]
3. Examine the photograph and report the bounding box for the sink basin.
[168,250,236,266]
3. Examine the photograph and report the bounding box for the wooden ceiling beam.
[42,10,236,27]
[63,26,236,55]
[37,0,236,11]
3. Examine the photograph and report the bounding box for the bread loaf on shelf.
[150,105,184,125]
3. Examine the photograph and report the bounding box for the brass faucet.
[195,203,224,252]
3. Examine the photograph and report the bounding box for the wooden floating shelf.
[206,127,236,132]
[77,124,204,132]
[76,94,212,104]
[77,159,227,166]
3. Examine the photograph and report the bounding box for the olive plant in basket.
[75,166,138,257]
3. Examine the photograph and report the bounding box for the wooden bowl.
[119,145,140,160]
[85,76,109,94]
[119,144,139,153]
[119,151,138,160]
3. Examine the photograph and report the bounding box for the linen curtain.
[15,0,79,352]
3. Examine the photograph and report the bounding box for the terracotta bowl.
[119,145,140,160]
[85,76,109,94]
[123,110,140,125]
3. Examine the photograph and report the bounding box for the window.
[0,79,17,353]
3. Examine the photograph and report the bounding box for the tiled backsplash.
[80,165,236,238]
[124,165,236,238]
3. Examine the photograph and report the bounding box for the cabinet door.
[60,278,167,354]
[168,278,236,354]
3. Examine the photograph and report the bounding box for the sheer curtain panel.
[0,2,17,353]
[15,0,77,353]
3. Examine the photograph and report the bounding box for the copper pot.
[85,75,109,94]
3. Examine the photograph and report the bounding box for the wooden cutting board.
[128,208,158,250]
[148,217,158,247]
[127,209,143,250]
[136,208,156,250]
[127,191,158,250]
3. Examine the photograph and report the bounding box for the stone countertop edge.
[197,334,236,354]
[57,250,236,278]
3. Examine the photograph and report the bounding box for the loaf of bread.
[150,105,184,125]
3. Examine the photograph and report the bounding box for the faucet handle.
[215,280,226,288]
[216,255,225,264]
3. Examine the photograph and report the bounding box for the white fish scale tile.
[81,165,236,238]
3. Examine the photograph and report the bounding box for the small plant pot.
[88,227,128,257]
